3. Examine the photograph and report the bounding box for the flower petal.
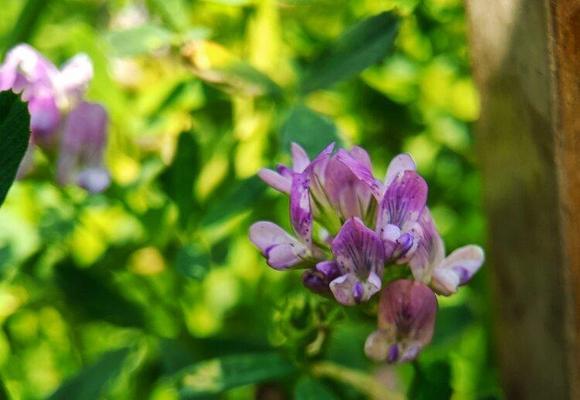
[332,217,385,278]
[329,271,382,306]
[366,280,437,363]
[409,209,445,282]
[56,53,93,105]
[384,153,416,187]
[249,221,309,270]
[29,94,60,144]
[57,101,109,192]
[291,142,310,172]
[432,245,485,295]
[302,260,341,296]
[336,148,382,199]
[377,170,428,229]
[290,172,313,244]
[258,168,291,194]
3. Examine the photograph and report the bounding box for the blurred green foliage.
[0,0,502,399]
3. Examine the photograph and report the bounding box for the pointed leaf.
[176,353,296,398]
[0,91,30,207]
[301,12,399,93]
[280,105,341,158]
[48,347,132,400]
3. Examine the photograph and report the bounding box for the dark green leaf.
[55,261,146,328]
[300,12,399,93]
[106,24,174,57]
[280,105,341,157]
[160,132,200,228]
[201,176,266,227]
[0,91,30,207]
[295,376,338,400]
[176,353,296,398]
[409,360,452,400]
[174,244,210,280]
[48,347,132,400]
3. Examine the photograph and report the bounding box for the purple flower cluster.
[249,143,484,363]
[0,44,110,193]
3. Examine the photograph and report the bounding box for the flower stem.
[310,361,404,400]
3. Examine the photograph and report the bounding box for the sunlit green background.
[0,0,502,399]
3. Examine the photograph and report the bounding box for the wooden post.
[465,1,580,399]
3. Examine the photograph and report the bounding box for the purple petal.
[365,280,437,363]
[77,167,110,193]
[377,170,427,230]
[302,260,340,296]
[29,94,60,145]
[249,221,309,270]
[409,209,445,282]
[57,101,109,192]
[291,142,310,172]
[258,168,291,194]
[384,153,416,187]
[329,271,381,306]
[56,53,93,104]
[290,172,313,245]
[377,280,437,343]
[332,218,385,278]
[336,148,382,199]
[432,245,485,295]
[0,44,58,93]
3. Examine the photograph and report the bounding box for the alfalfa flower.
[250,143,430,305]
[364,279,437,363]
[0,44,110,192]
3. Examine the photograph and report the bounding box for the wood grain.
[465,0,580,398]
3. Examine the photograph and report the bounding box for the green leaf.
[280,105,341,158]
[106,24,174,57]
[182,41,281,98]
[174,244,210,280]
[0,91,30,207]
[160,132,200,228]
[300,12,399,93]
[55,261,146,328]
[147,0,190,32]
[201,176,266,227]
[409,360,452,400]
[295,376,338,400]
[176,353,296,398]
[48,347,132,400]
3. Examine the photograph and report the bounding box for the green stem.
[3,0,51,54]
[310,361,404,400]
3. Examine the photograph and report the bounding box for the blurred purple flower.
[0,44,110,192]
[410,209,485,295]
[57,101,110,193]
[0,44,93,144]
[364,279,437,363]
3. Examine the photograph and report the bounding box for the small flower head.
[365,279,437,363]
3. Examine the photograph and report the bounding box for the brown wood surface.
[465,0,580,398]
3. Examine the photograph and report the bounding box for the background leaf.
[0,91,30,207]
[106,24,174,57]
[176,352,297,398]
[48,347,132,400]
[160,131,200,228]
[295,376,338,400]
[280,105,341,157]
[300,12,399,93]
